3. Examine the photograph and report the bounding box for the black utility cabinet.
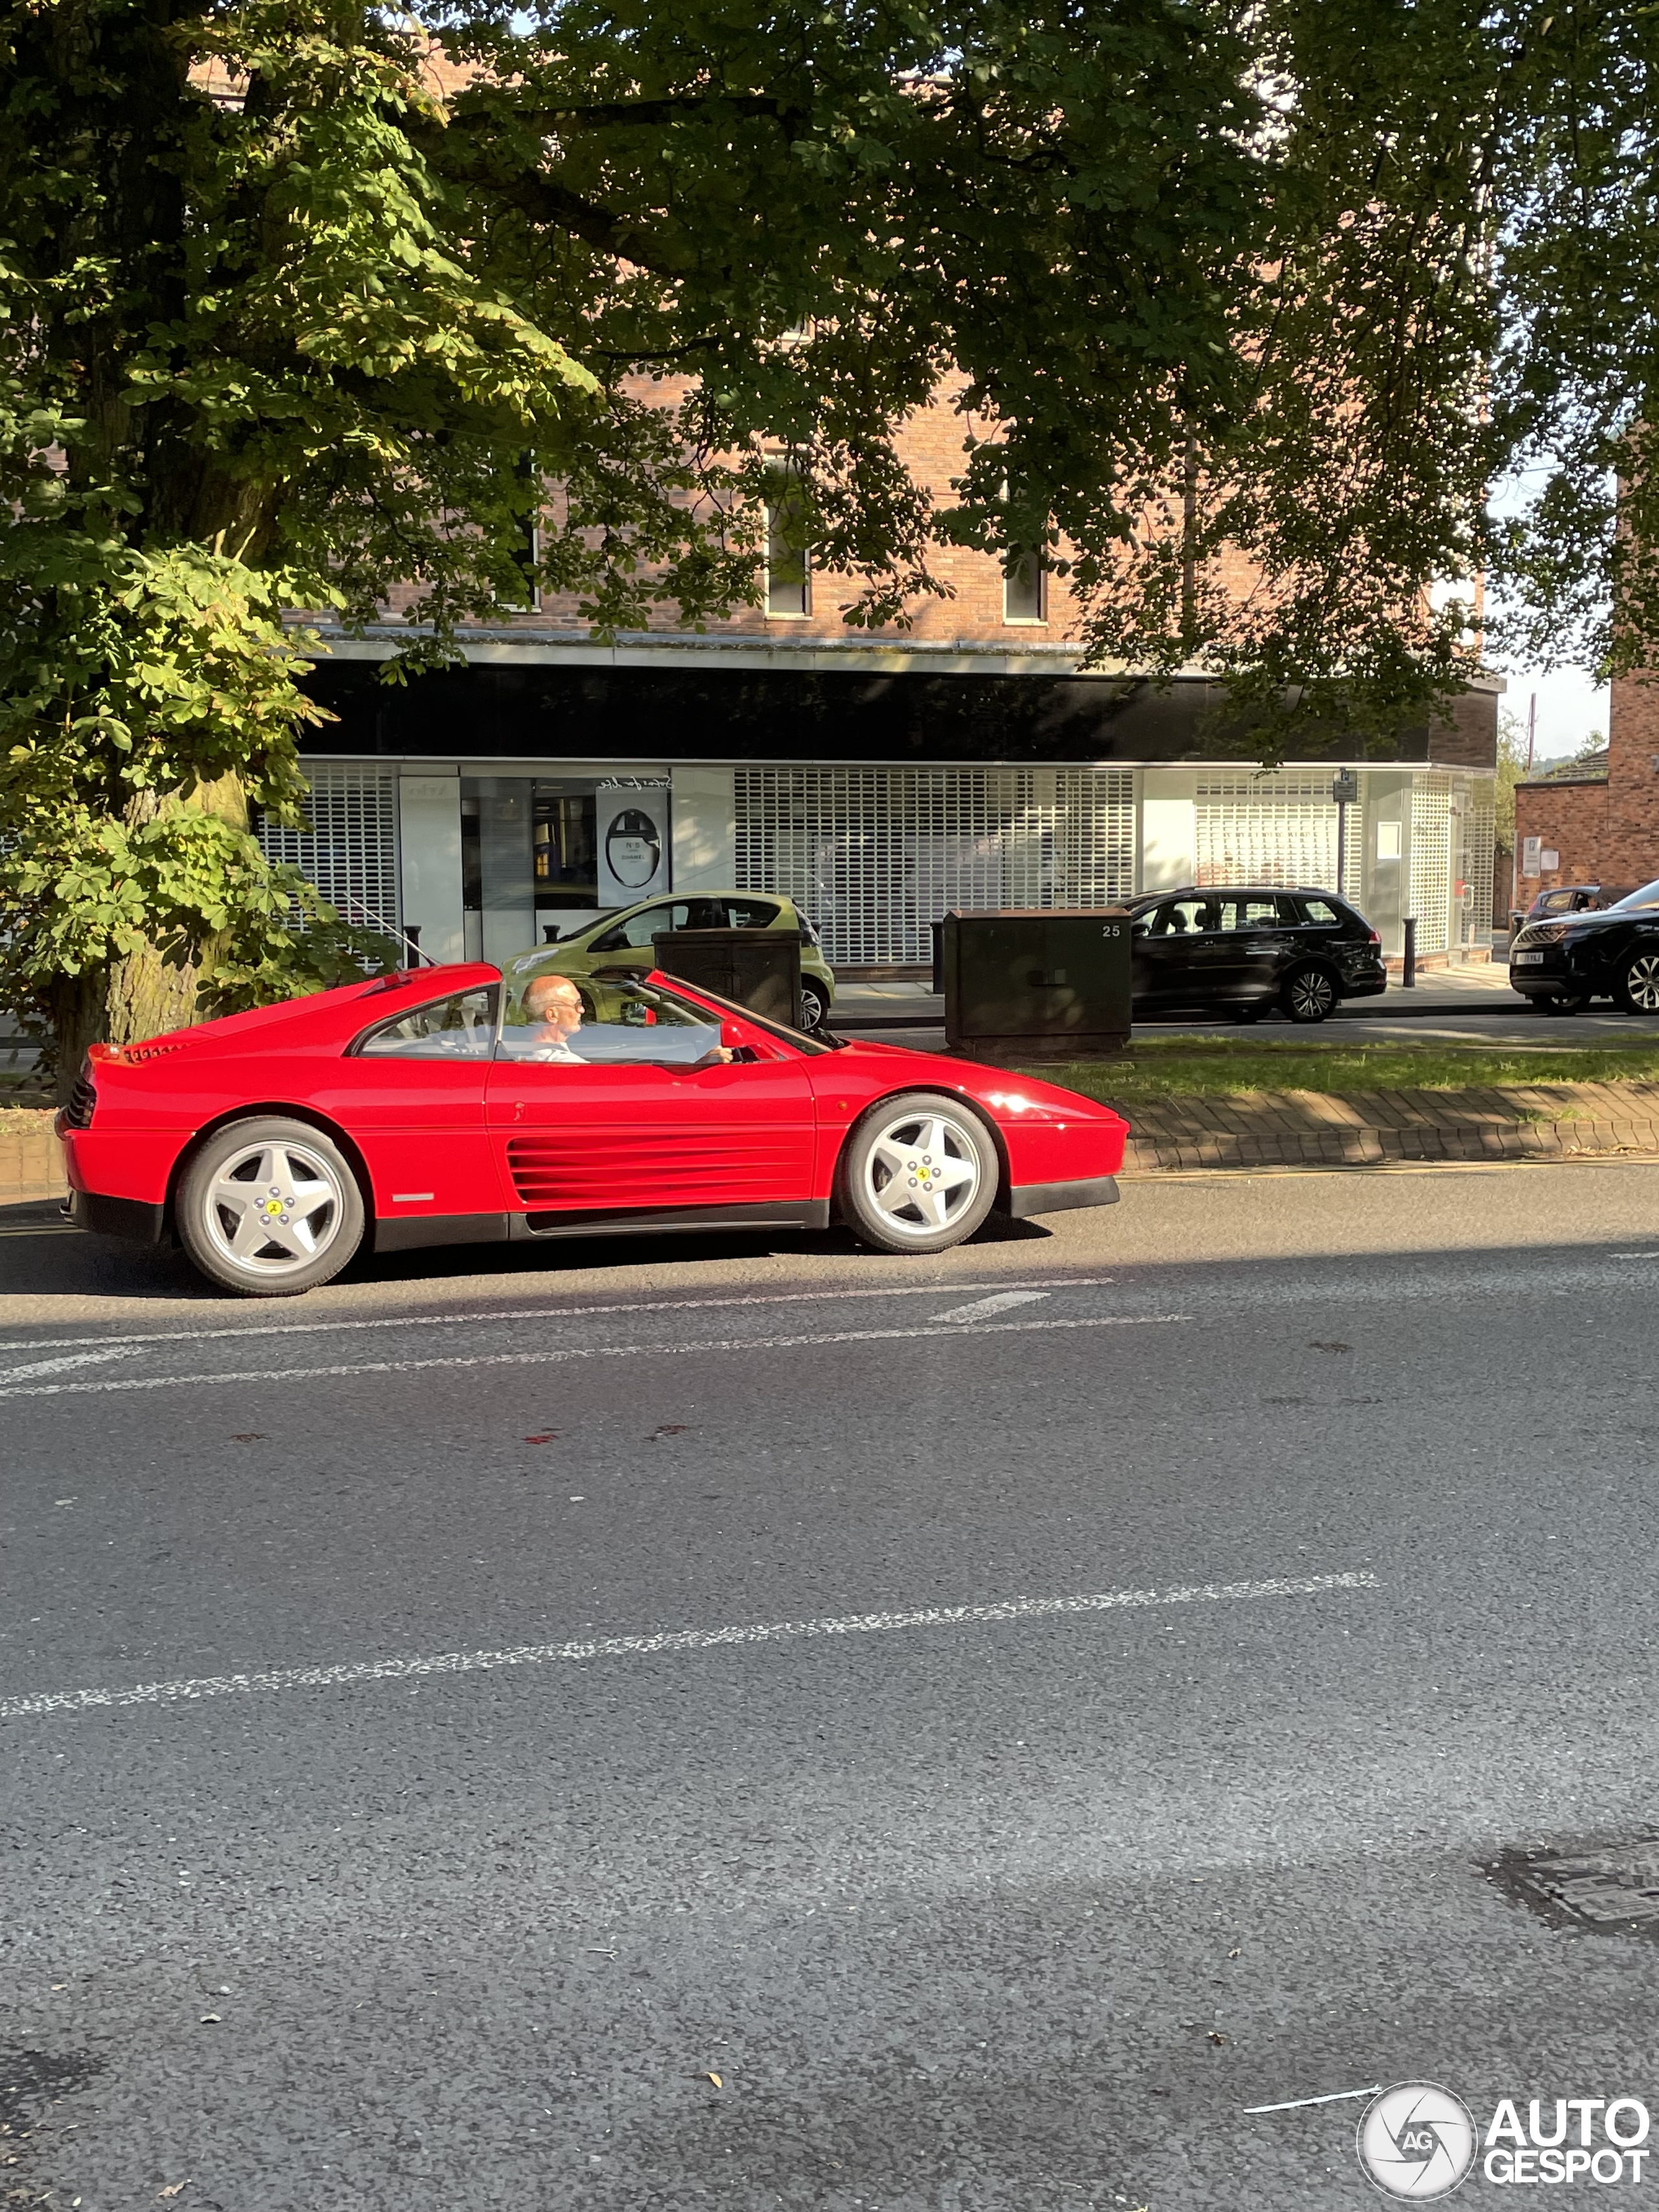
[940,907,1132,1062]
[651,928,803,1029]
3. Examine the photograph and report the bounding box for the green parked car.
[515,891,837,1031]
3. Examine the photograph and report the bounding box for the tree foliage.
[3,0,1651,1080]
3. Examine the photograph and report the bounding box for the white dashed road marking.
[0,1571,1379,1722]
[0,1312,1187,1401]
[0,1275,1115,1360]
[931,1290,1049,1323]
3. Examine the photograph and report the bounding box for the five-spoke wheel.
[178,1117,364,1296]
[841,1092,999,1254]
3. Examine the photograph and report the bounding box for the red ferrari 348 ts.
[56,960,1128,1296]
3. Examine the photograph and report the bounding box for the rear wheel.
[178,1116,364,1296]
[1282,964,1338,1024]
[840,1092,999,1255]
[798,978,830,1032]
[1619,953,1659,1014]
[1542,992,1590,1015]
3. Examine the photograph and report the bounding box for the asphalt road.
[5,1165,1659,2209]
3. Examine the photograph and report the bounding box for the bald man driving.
[521,973,732,1069]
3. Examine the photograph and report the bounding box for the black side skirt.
[515,1200,831,1240]
[374,1200,831,1252]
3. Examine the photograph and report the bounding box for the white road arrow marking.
[0,1347,140,1384]
[931,1290,1050,1323]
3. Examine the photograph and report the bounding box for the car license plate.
[1513,951,1546,964]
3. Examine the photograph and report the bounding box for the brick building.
[270,403,1502,977]
[1513,680,1659,910]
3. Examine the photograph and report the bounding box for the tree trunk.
[51,772,249,1102]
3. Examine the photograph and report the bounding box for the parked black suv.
[1509,875,1659,1013]
[1128,886,1387,1023]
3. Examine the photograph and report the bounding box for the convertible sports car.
[56,961,1128,1296]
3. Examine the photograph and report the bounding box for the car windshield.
[1613,879,1659,911]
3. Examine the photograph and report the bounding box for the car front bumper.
[1005,1174,1120,1219]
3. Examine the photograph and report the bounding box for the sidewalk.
[831,960,1523,1031]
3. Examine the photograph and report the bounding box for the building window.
[1004,550,1047,624]
[765,470,811,617]
[500,523,542,614]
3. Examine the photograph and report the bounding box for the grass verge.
[1024,1034,1659,1101]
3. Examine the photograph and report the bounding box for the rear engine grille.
[64,1067,97,1129]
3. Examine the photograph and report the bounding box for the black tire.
[839,1091,1000,1255]
[1542,992,1590,1016]
[177,1115,365,1297]
[1618,951,1659,1015]
[1281,964,1338,1024]
[798,979,830,1032]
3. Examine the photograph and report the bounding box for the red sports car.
[56,961,1128,1296]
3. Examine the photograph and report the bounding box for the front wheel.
[1282,965,1338,1024]
[1619,953,1659,1014]
[1542,992,1590,1016]
[177,1116,364,1296]
[840,1092,999,1255]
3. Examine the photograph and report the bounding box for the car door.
[583,898,723,981]
[1131,896,1220,1007]
[1215,893,1303,1001]
[485,977,817,1221]
[313,982,505,1226]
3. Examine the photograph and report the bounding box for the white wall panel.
[397,774,464,966]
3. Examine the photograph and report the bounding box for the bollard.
[1402,915,1417,988]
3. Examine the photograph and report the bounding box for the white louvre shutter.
[734,765,1135,967]
[1410,772,1454,955]
[1193,773,1362,898]
[256,763,401,937]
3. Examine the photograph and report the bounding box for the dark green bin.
[651,927,803,1029]
[940,907,1131,1062]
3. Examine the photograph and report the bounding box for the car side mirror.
[1131,923,1149,940]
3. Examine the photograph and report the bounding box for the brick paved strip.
[1110,1082,1659,1176]
[11,1087,1659,1209]
[0,1110,65,1200]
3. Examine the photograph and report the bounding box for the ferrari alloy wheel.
[798,979,829,1032]
[1282,964,1338,1024]
[178,1116,364,1296]
[841,1091,998,1255]
[1622,953,1659,1014]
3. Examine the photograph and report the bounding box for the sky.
[1488,657,1608,763]
[1484,466,1610,763]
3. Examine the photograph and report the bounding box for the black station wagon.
[1128,886,1388,1024]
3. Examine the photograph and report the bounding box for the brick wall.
[1513,671,1659,899]
[1513,777,1612,896]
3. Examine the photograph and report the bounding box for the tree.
[0,0,1584,1089]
